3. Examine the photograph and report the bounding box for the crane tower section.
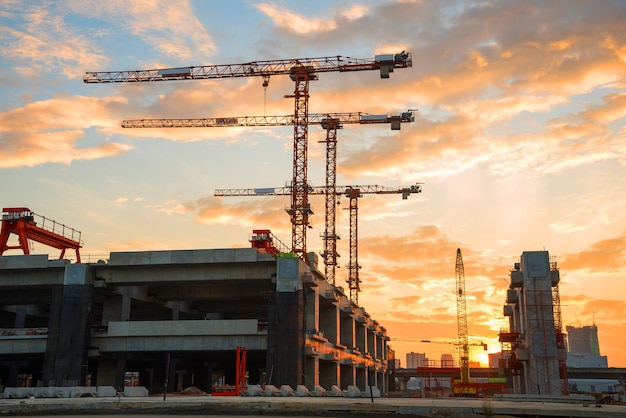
[87,52,412,263]
[455,248,470,383]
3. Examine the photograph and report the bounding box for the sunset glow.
[1,1,625,368]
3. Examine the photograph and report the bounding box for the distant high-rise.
[441,353,454,367]
[566,325,600,355]
[406,352,429,369]
[566,324,608,368]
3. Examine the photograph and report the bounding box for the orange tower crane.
[214,184,422,303]
[122,110,415,285]
[0,207,82,262]
[85,52,412,263]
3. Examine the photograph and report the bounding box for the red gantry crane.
[85,52,412,263]
[215,184,422,303]
[122,110,416,285]
[0,207,82,263]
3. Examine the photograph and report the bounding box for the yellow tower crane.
[455,248,471,391]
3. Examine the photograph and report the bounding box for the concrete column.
[305,286,319,333]
[319,301,338,344]
[14,305,26,328]
[42,264,94,387]
[340,312,355,349]
[356,366,367,390]
[266,258,304,388]
[355,322,366,354]
[304,356,318,389]
[319,361,338,389]
[340,364,355,389]
[367,329,375,357]
[96,357,118,388]
[102,294,130,325]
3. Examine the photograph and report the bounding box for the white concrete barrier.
[295,385,309,397]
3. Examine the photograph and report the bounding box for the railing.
[31,211,82,244]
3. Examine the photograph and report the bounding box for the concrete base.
[3,386,117,399]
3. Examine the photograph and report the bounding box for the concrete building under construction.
[0,247,391,394]
[499,250,567,395]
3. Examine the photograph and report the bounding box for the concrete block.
[64,263,87,285]
[328,385,343,397]
[345,385,362,398]
[123,386,149,397]
[311,385,326,397]
[5,387,34,398]
[34,387,65,398]
[96,386,117,397]
[280,385,296,397]
[295,385,310,397]
[365,386,381,398]
[264,385,279,396]
[71,386,97,398]
[244,385,264,396]
[0,254,49,269]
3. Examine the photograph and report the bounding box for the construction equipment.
[211,346,247,396]
[86,52,412,263]
[122,110,416,285]
[215,184,422,303]
[249,229,290,258]
[0,207,82,262]
[455,248,470,392]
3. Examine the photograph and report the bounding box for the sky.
[1,0,625,368]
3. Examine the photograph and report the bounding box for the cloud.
[0,2,108,80]
[63,0,216,63]
[560,230,626,272]
[254,3,372,35]
[0,95,133,168]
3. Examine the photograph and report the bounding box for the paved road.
[1,395,625,417]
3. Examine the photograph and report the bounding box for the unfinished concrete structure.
[500,251,567,395]
[0,248,390,394]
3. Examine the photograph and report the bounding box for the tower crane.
[215,183,422,303]
[85,52,412,263]
[121,110,415,285]
[455,248,470,386]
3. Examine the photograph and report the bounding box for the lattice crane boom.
[83,54,412,83]
[87,52,411,263]
[121,111,415,129]
[456,248,470,383]
[214,184,422,197]
[215,184,421,303]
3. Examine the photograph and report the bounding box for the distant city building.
[488,351,511,369]
[566,325,608,368]
[406,352,429,369]
[441,353,454,367]
[391,358,401,369]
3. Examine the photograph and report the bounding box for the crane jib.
[83,53,412,83]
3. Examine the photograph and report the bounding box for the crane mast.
[87,52,412,263]
[122,110,415,286]
[215,184,421,302]
[456,248,470,383]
